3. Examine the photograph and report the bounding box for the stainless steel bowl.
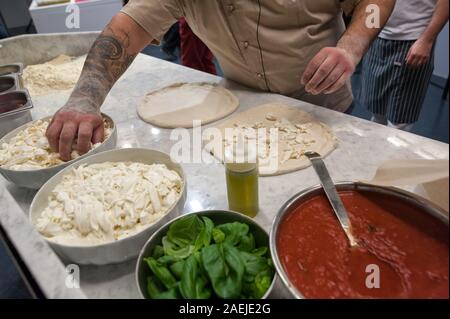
[136,210,278,299]
[270,182,449,299]
[0,90,33,138]
[29,148,187,265]
[0,113,117,189]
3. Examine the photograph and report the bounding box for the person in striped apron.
[360,0,448,131]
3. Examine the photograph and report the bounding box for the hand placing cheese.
[36,162,183,246]
[0,119,112,170]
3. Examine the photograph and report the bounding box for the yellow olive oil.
[226,167,259,218]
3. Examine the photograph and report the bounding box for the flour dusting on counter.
[36,162,183,246]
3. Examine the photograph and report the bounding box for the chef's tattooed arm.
[67,25,137,112]
[47,13,152,160]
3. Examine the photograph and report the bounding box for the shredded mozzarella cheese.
[0,119,113,170]
[36,162,183,245]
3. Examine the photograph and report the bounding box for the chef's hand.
[46,103,104,161]
[406,38,433,67]
[301,47,357,95]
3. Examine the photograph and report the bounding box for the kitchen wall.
[0,0,32,29]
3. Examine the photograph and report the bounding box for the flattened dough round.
[138,82,239,128]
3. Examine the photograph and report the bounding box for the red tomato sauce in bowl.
[277,190,449,299]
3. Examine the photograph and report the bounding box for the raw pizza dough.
[138,82,239,128]
[23,55,86,96]
[205,103,338,176]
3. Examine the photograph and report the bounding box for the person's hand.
[406,38,433,67]
[301,47,358,95]
[46,103,104,161]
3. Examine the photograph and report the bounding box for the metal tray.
[0,75,20,94]
[0,90,33,138]
[0,63,24,76]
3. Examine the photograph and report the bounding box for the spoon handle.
[304,151,358,247]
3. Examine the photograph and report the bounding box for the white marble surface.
[1,51,449,299]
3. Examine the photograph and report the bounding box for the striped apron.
[360,37,435,124]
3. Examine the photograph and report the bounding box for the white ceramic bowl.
[29,148,187,265]
[0,113,117,189]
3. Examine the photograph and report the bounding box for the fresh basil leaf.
[144,257,178,290]
[152,245,165,259]
[157,255,177,265]
[212,228,225,243]
[237,233,255,252]
[241,268,274,299]
[194,216,214,251]
[180,255,211,299]
[251,246,268,257]
[146,276,163,299]
[202,217,214,246]
[201,243,244,299]
[239,250,274,299]
[146,274,182,300]
[162,236,195,260]
[169,260,185,280]
[153,286,182,299]
[167,215,205,247]
[239,251,271,276]
[217,222,249,246]
[254,270,273,298]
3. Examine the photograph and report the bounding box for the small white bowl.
[0,113,117,189]
[29,148,187,265]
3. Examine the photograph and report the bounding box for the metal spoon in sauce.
[304,151,359,248]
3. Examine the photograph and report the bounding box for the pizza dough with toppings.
[137,82,239,128]
[205,103,338,176]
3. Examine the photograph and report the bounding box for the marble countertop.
[1,50,448,298]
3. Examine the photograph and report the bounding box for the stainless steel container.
[0,63,23,76]
[135,210,280,299]
[0,90,33,138]
[270,182,449,299]
[29,148,187,265]
[0,75,18,94]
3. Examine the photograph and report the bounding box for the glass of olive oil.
[224,135,259,218]
[226,166,259,217]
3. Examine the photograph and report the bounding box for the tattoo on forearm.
[67,25,137,112]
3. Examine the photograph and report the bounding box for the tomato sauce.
[277,190,449,299]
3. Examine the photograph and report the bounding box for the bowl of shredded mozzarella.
[29,148,187,265]
[0,113,117,189]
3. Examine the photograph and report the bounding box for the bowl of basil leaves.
[136,210,276,299]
